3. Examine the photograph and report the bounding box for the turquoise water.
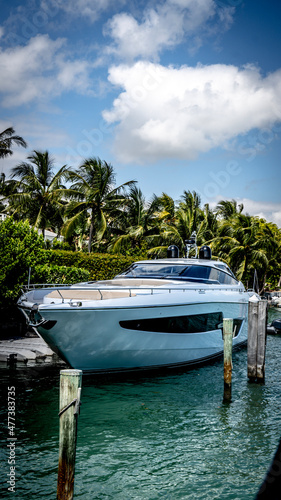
[1,308,281,499]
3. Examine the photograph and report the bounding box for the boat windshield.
[115,263,238,285]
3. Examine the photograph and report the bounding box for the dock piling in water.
[57,369,82,500]
[257,300,267,381]
[223,318,233,402]
[248,297,267,383]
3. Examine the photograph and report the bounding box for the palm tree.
[8,151,69,237]
[198,203,218,244]
[151,192,176,225]
[110,186,157,254]
[179,190,202,232]
[215,199,244,219]
[63,157,136,252]
[0,172,20,218]
[144,193,178,256]
[0,127,27,158]
[148,190,210,257]
[254,221,281,292]
[210,213,268,282]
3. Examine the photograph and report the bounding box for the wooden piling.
[248,297,267,382]
[248,296,259,381]
[223,318,233,402]
[256,300,267,382]
[57,369,82,500]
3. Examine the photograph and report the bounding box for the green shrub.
[32,264,90,284]
[0,218,148,306]
[45,238,73,251]
[0,218,45,304]
[40,250,139,281]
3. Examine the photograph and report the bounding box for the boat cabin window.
[120,312,223,334]
[214,263,236,279]
[120,314,243,336]
[116,263,238,285]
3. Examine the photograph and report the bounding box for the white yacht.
[18,242,254,373]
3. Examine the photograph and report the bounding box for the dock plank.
[0,347,37,360]
[0,352,28,362]
[1,341,54,356]
[0,336,56,364]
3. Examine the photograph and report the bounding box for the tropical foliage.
[211,213,268,287]
[0,218,137,305]
[110,186,158,255]
[62,157,136,252]
[31,263,90,285]
[1,146,281,292]
[148,191,218,257]
[0,218,45,304]
[0,127,27,158]
[41,249,136,281]
[6,151,69,238]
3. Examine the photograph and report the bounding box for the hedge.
[0,218,45,304]
[38,250,140,281]
[0,218,148,306]
[32,264,90,284]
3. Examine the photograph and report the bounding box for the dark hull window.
[120,312,223,334]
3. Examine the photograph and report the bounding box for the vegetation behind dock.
[0,151,281,306]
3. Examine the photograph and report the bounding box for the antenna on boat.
[27,267,31,289]
[253,269,259,295]
[185,231,198,258]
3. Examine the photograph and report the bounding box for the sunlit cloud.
[210,196,281,226]
[104,0,234,61]
[103,61,281,163]
[0,35,95,107]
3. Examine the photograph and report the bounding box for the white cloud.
[211,197,281,227]
[103,61,281,163]
[238,198,281,228]
[0,35,95,107]
[104,0,233,61]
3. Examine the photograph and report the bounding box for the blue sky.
[0,0,281,225]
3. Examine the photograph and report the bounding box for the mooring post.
[248,296,267,382]
[248,295,259,381]
[223,318,233,402]
[57,369,82,500]
[256,300,267,382]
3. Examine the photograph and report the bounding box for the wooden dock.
[0,336,66,366]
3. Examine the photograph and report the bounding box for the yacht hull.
[34,293,248,373]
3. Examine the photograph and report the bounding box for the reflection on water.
[0,308,281,499]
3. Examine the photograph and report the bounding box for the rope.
[58,388,82,417]
[58,398,77,417]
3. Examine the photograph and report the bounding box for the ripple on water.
[1,317,281,499]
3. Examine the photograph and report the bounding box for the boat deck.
[46,289,136,301]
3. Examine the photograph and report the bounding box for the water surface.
[1,307,281,499]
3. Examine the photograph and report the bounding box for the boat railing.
[22,283,245,299]
[23,283,73,289]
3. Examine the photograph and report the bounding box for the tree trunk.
[260,273,267,295]
[88,222,94,253]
